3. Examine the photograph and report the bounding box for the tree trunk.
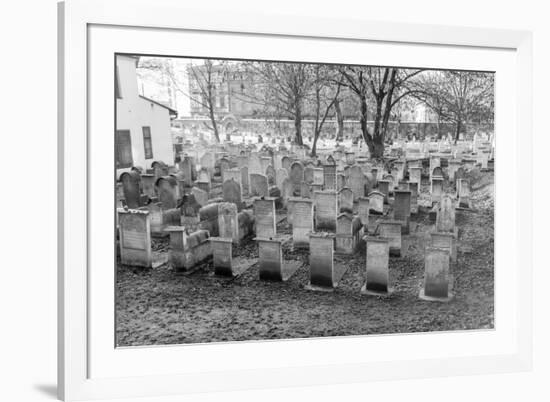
[454,120,462,144]
[334,97,344,141]
[294,103,303,145]
[209,107,220,143]
[311,132,319,157]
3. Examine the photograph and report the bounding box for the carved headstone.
[361,237,392,296]
[314,190,338,231]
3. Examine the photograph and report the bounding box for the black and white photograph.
[115,54,495,347]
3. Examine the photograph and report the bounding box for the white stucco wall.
[116,55,174,178]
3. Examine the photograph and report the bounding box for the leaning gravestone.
[249,173,269,197]
[254,197,276,238]
[361,236,392,296]
[313,190,338,231]
[288,197,314,249]
[120,171,142,209]
[357,197,370,227]
[338,187,354,213]
[191,186,208,207]
[419,246,453,301]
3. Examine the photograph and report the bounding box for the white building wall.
[116,55,174,178]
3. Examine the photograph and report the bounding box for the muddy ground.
[115,170,494,347]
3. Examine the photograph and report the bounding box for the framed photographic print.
[58,0,533,400]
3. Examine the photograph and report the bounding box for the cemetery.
[115,134,495,346]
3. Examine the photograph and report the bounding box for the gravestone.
[338,187,354,213]
[241,166,249,195]
[313,190,338,231]
[118,209,153,267]
[304,167,314,184]
[323,164,336,190]
[255,237,300,281]
[383,174,395,192]
[429,157,441,180]
[180,157,194,184]
[265,165,276,186]
[254,197,276,238]
[223,168,242,188]
[431,232,457,263]
[361,236,392,296]
[419,247,453,301]
[275,168,288,191]
[289,162,305,194]
[335,213,362,254]
[156,176,178,209]
[140,174,156,198]
[300,182,311,199]
[348,165,366,199]
[378,220,402,257]
[249,173,269,197]
[368,191,384,215]
[408,167,422,184]
[288,198,314,249]
[457,178,471,208]
[307,232,341,289]
[218,202,239,242]
[200,153,215,174]
[357,197,370,227]
[436,195,456,233]
[248,153,262,176]
[281,156,292,171]
[191,186,208,207]
[336,173,346,191]
[432,166,443,178]
[210,237,252,277]
[398,181,410,191]
[431,176,444,205]
[393,190,412,234]
[409,181,419,214]
[198,202,221,237]
[260,156,272,174]
[120,171,142,209]
[222,179,243,210]
[377,180,390,204]
[281,178,293,207]
[312,168,324,186]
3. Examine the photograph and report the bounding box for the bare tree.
[336,66,422,158]
[410,70,494,143]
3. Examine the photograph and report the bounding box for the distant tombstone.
[335,213,362,254]
[409,167,422,184]
[200,153,215,173]
[338,187,354,213]
[419,247,452,301]
[118,209,152,267]
[241,166,249,195]
[155,176,178,209]
[254,197,276,238]
[409,181,419,214]
[383,174,395,192]
[336,173,346,191]
[224,168,242,188]
[432,166,444,178]
[307,233,340,289]
[281,178,293,207]
[255,237,300,281]
[288,198,314,249]
[323,164,337,191]
[120,171,142,209]
[236,155,248,169]
[249,173,269,197]
[249,153,262,176]
[457,179,471,208]
[361,237,392,296]
[357,197,370,227]
[455,167,465,183]
[289,162,305,191]
[300,182,311,199]
[345,151,355,165]
[210,237,234,276]
[429,157,441,179]
[222,179,243,210]
[165,227,211,271]
[181,156,195,184]
[140,174,156,198]
[312,168,324,186]
[198,202,221,237]
[265,165,276,186]
[368,191,384,214]
[326,155,336,165]
[436,195,456,233]
[447,160,462,182]
[377,180,390,204]
[198,169,211,186]
[304,167,314,184]
[314,190,338,231]
[393,190,412,234]
[281,156,292,171]
[218,157,231,179]
[431,176,444,205]
[348,165,366,198]
[398,181,410,191]
[275,168,288,191]
[218,202,239,242]
[196,180,210,194]
[378,220,402,257]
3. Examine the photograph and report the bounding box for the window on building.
[116,130,133,168]
[219,95,225,108]
[115,66,122,99]
[142,126,153,159]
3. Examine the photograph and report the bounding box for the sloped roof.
[139,95,178,117]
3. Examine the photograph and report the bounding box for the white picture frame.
[58,0,533,400]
